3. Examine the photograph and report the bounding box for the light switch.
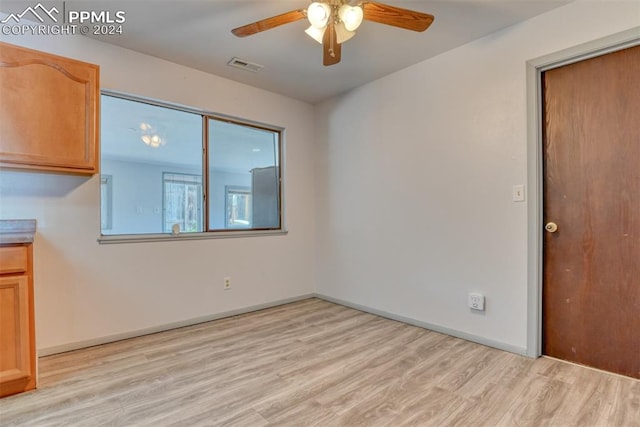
[512,185,525,202]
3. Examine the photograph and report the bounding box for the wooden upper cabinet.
[0,42,100,174]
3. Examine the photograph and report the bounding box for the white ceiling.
[80,0,573,104]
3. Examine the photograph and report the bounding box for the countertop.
[0,219,37,244]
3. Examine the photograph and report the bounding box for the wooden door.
[542,45,640,379]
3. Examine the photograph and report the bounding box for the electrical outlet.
[468,293,485,311]
[224,277,231,290]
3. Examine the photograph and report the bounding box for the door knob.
[545,222,558,233]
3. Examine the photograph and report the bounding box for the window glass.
[101,95,202,235]
[208,118,280,230]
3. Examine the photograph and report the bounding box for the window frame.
[98,89,287,244]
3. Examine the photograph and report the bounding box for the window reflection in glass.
[163,173,202,233]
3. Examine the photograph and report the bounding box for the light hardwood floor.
[0,298,638,426]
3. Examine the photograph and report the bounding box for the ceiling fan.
[231,1,434,66]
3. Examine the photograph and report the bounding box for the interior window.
[100,93,283,238]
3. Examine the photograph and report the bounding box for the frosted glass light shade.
[335,22,355,44]
[305,25,326,44]
[307,2,331,28]
[339,5,363,31]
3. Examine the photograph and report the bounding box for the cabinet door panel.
[0,276,33,393]
[0,42,99,174]
[0,245,28,274]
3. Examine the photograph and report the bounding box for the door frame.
[525,27,640,358]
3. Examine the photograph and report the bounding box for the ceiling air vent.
[227,57,264,73]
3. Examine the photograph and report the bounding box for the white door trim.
[525,27,640,358]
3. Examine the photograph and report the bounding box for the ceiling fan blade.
[231,9,306,37]
[323,23,342,66]
[362,2,434,32]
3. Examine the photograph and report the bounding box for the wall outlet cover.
[468,293,485,311]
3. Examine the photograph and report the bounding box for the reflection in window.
[226,186,251,228]
[163,173,202,233]
[100,175,112,230]
[100,94,202,235]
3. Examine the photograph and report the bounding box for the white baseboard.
[313,293,530,357]
[38,293,315,357]
[39,292,529,358]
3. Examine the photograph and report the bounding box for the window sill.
[97,229,288,244]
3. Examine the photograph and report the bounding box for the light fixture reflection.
[139,122,166,148]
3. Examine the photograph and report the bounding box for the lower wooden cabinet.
[0,244,36,398]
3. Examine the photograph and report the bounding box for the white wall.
[314,1,640,354]
[0,32,316,353]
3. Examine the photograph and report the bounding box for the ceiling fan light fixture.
[307,2,331,28]
[305,25,326,44]
[230,1,435,66]
[338,4,363,31]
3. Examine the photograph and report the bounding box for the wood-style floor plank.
[0,298,638,426]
